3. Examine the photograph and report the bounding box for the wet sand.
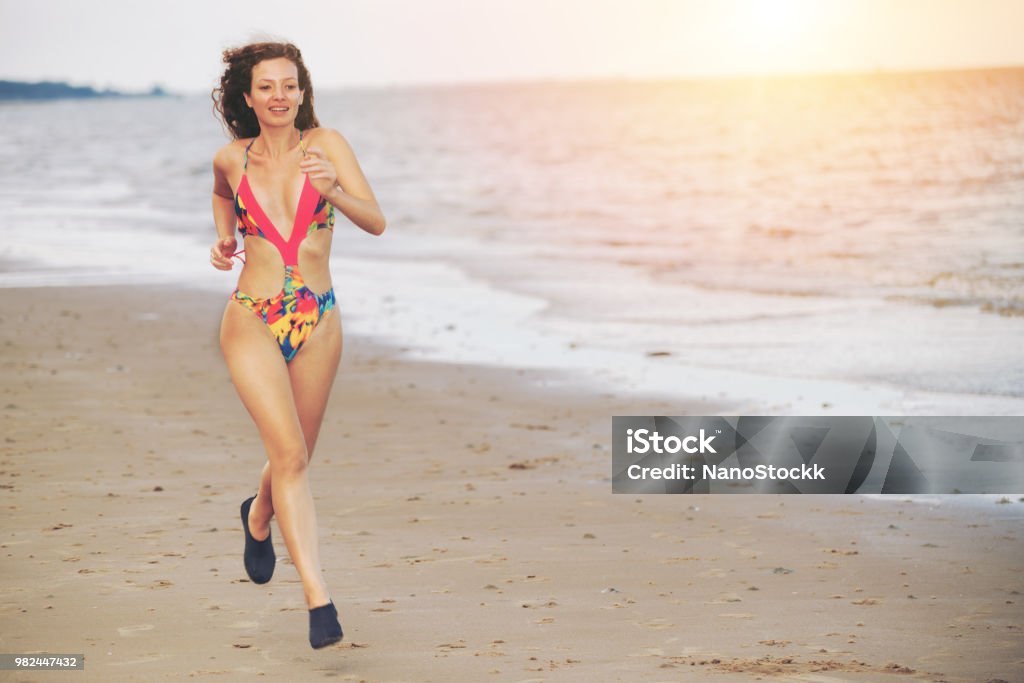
[0,285,1021,682]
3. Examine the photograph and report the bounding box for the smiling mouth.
[270,107,289,112]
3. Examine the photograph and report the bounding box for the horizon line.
[6,62,1023,98]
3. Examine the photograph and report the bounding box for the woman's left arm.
[301,129,386,236]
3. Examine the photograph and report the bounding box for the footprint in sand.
[850,598,881,605]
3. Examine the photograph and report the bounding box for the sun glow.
[724,0,847,75]
[741,0,825,46]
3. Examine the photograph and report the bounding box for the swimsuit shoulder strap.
[243,137,258,172]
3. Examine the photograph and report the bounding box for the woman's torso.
[228,129,335,298]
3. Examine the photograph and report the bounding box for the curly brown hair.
[212,41,320,140]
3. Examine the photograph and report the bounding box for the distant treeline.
[0,80,170,101]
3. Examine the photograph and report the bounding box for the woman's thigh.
[220,302,306,458]
[287,308,343,460]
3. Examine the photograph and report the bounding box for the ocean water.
[1,68,1022,414]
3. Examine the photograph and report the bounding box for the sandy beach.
[0,284,1020,682]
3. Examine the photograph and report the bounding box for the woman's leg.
[250,310,342,538]
[284,311,343,605]
[290,310,343,460]
[219,303,332,608]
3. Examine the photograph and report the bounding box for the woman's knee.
[268,442,309,479]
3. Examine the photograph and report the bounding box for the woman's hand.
[299,146,339,197]
[210,236,238,270]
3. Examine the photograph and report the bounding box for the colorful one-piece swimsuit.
[229,131,337,362]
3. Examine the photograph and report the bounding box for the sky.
[1,0,1023,92]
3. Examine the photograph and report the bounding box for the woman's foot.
[309,601,343,649]
[240,495,275,584]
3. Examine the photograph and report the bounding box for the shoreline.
[3,220,1023,414]
[1,283,1022,681]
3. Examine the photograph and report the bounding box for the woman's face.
[243,57,303,127]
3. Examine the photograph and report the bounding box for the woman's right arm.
[210,146,239,270]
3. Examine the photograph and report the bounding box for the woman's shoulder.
[303,126,348,145]
[302,127,354,157]
[213,137,255,172]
